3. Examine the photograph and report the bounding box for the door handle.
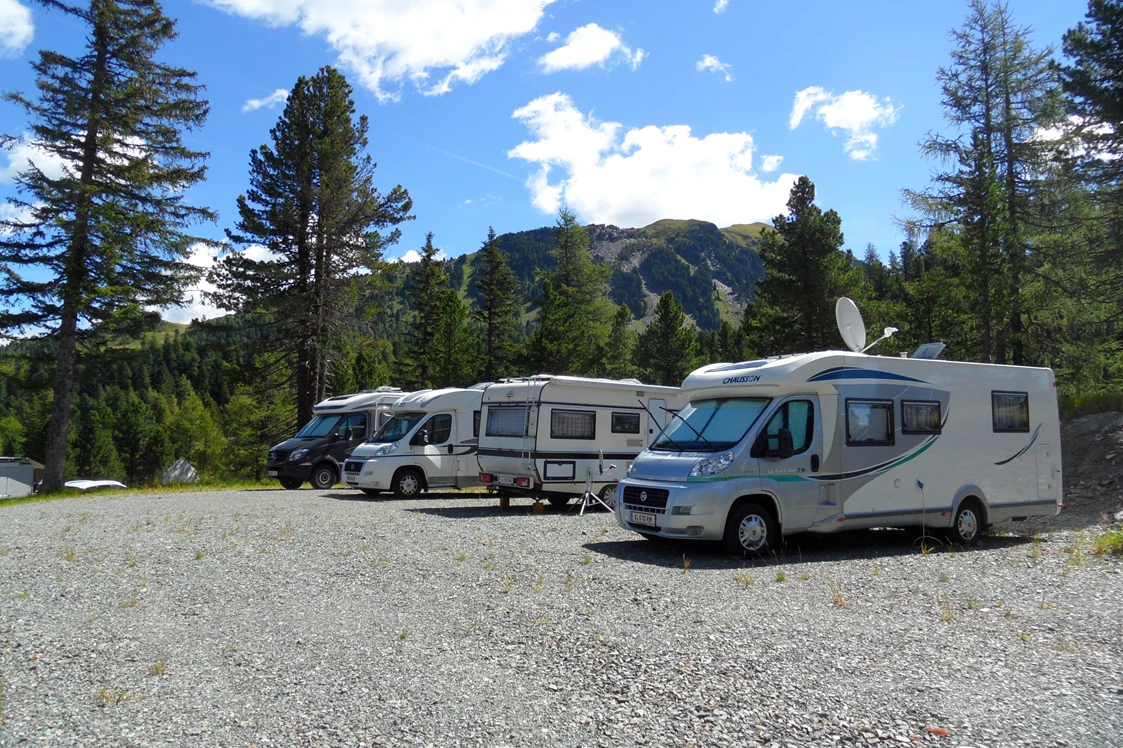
[811,454,820,473]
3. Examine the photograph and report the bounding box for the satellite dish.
[835,297,866,353]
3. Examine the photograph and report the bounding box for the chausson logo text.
[722,375,761,384]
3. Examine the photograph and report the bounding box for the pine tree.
[72,396,125,481]
[634,292,696,386]
[432,289,478,388]
[0,0,213,490]
[470,227,521,381]
[210,66,412,426]
[604,305,637,380]
[399,234,448,389]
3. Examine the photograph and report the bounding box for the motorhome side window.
[901,401,941,434]
[551,409,596,440]
[423,414,452,444]
[473,410,481,438]
[486,406,526,437]
[992,391,1029,432]
[611,412,641,434]
[846,400,894,446]
[762,400,814,454]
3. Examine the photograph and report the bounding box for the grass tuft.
[149,660,166,676]
[1091,529,1123,556]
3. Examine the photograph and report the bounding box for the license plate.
[629,511,656,527]
[498,476,515,485]
[267,470,278,477]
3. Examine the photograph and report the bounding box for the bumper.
[342,458,395,489]
[265,463,311,481]
[615,478,737,541]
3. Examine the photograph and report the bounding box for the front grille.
[268,450,289,464]
[344,461,363,473]
[622,485,669,509]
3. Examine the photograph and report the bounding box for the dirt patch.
[1039,411,1123,530]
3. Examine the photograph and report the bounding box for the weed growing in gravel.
[1018,632,1030,642]
[149,660,167,676]
[368,556,390,569]
[501,576,515,594]
[535,618,550,627]
[61,525,71,534]
[871,560,881,576]
[965,600,980,610]
[936,596,956,622]
[1004,609,1015,619]
[194,550,207,561]
[775,571,786,583]
[1091,529,1123,556]
[95,686,134,705]
[11,592,28,600]
[532,576,545,593]
[732,573,756,586]
[681,555,692,574]
[398,631,409,640]
[938,574,950,583]
[827,578,846,607]
[920,541,933,556]
[798,572,810,581]
[1030,532,1043,564]
[139,573,147,588]
[1054,640,1078,653]
[119,593,140,608]
[64,548,76,563]
[481,554,497,570]
[581,553,592,565]
[455,552,467,563]
[0,676,5,725]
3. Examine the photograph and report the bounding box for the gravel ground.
[1,488,1121,747]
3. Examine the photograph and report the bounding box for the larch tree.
[0,0,214,491]
[210,66,412,426]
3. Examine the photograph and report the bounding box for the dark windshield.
[651,397,771,452]
[295,415,342,438]
[366,412,425,444]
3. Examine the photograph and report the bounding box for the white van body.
[343,387,485,497]
[616,352,1062,552]
[477,375,685,506]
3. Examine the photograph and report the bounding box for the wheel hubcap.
[738,514,767,550]
[958,509,978,539]
[602,485,617,509]
[400,475,419,495]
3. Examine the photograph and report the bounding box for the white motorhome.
[477,375,685,507]
[265,387,410,490]
[343,387,486,497]
[616,302,1063,554]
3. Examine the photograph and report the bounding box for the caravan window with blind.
[486,407,527,437]
[551,409,596,440]
[902,401,941,434]
[846,400,894,446]
[611,412,641,434]
[992,392,1029,432]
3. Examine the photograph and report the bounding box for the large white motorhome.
[616,301,1063,554]
[477,375,685,507]
[266,387,410,490]
[343,387,486,497]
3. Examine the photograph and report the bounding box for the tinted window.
[846,401,894,445]
[295,415,342,438]
[992,392,1029,432]
[611,412,641,434]
[762,400,814,454]
[486,407,526,437]
[473,410,481,438]
[551,409,596,440]
[902,401,941,434]
[338,413,367,438]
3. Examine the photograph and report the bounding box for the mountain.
[448,219,769,331]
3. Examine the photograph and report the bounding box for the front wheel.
[392,469,424,498]
[310,464,337,490]
[948,499,985,546]
[279,478,303,490]
[723,502,777,557]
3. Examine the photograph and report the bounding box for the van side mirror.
[765,428,795,459]
[343,427,355,441]
[411,429,430,446]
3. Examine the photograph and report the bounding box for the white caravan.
[477,375,685,507]
[616,301,1062,554]
[343,387,485,497]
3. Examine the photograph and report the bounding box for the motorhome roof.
[492,374,676,392]
[391,387,483,411]
[313,387,407,412]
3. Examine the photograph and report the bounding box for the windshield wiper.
[665,408,717,451]
[636,399,687,452]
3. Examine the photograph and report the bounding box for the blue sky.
[0,0,1087,323]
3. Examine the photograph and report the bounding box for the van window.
[486,407,526,437]
[611,412,641,434]
[762,400,814,454]
[846,400,894,446]
[295,415,342,438]
[902,401,941,434]
[992,391,1029,432]
[551,409,596,440]
[337,413,367,439]
[473,410,481,438]
[422,414,452,445]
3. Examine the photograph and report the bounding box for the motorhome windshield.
[295,415,342,439]
[366,412,425,443]
[651,397,771,452]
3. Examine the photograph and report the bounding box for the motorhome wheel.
[723,502,776,557]
[279,478,302,490]
[311,465,337,490]
[599,484,617,509]
[393,469,423,498]
[949,499,984,546]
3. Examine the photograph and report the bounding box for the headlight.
[372,441,399,457]
[289,449,309,462]
[690,451,735,477]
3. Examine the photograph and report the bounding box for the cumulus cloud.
[507,93,798,228]
[242,88,289,112]
[760,155,783,172]
[696,54,732,82]
[539,23,644,73]
[789,85,900,161]
[161,243,280,323]
[0,135,70,183]
[0,0,33,57]
[210,0,555,102]
[393,247,447,263]
[713,0,729,12]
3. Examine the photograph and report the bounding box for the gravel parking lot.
[1,488,1121,747]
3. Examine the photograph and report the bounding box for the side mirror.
[343,427,355,441]
[411,429,430,446]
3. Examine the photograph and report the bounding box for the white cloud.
[161,243,280,323]
[0,202,37,235]
[760,155,783,172]
[696,54,732,82]
[0,0,33,58]
[539,23,644,73]
[508,92,798,228]
[1032,115,1116,161]
[242,88,289,112]
[0,135,70,183]
[210,0,556,102]
[713,0,729,13]
[789,85,900,161]
[393,247,447,263]
[546,31,560,43]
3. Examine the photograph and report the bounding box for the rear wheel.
[599,484,618,510]
[392,469,424,498]
[310,464,337,490]
[948,498,985,546]
[360,488,382,497]
[547,495,571,508]
[279,478,303,490]
[723,502,777,557]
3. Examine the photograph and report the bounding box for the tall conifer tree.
[470,227,521,381]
